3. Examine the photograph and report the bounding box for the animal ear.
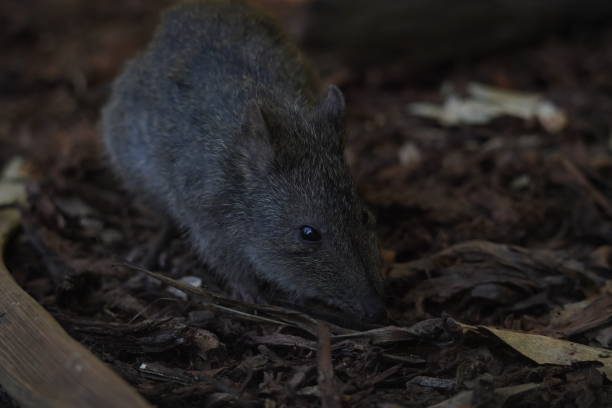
[317,85,346,128]
[238,100,274,177]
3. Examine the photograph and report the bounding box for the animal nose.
[361,291,387,322]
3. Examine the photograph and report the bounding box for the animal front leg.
[225,273,267,306]
[141,218,174,269]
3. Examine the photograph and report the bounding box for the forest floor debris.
[1,1,612,407]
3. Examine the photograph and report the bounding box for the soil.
[1,1,612,407]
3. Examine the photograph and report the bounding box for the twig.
[138,362,238,395]
[317,321,342,408]
[562,158,612,219]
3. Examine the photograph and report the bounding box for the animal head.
[234,85,386,323]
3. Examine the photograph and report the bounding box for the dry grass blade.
[125,264,461,345]
[122,263,355,335]
[561,158,612,219]
[389,240,605,285]
[334,317,452,345]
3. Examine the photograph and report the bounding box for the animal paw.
[226,279,268,305]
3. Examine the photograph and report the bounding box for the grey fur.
[101,0,385,322]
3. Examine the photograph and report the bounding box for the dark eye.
[300,225,321,242]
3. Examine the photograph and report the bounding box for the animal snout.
[359,290,387,322]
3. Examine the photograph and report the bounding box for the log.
[0,159,152,408]
[303,0,612,69]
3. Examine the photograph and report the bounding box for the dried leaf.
[458,322,612,380]
[541,294,612,338]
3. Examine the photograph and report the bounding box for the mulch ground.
[1,1,612,407]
